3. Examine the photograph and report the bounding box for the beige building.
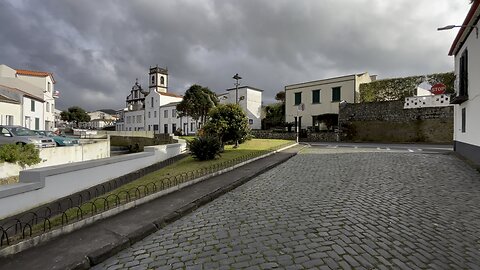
[285,73,375,130]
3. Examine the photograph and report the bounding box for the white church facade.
[116,66,199,134]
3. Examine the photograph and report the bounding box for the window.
[35,118,40,130]
[153,125,158,131]
[172,123,176,133]
[459,49,468,97]
[136,115,142,123]
[154,111,157,118]
[462,108,466,133]
[294,92,302,105]
[172,109,176,118]
[151,97,154,107]
[148,111,151,118]
[312,90,320,104]
[332,87,341,102]
[46,102,50,112]
[249,119,254,125]
[164,109,168,118]
[164,124,168,134]
[31,100,35,112]
[191,123,194,131]
[152,75,155,85]
[6,115,13,125]
[24,116,31,128]
[51,104,54,113]
[160,76,165,85]
[47,82,51,92]
[148,125,151,131]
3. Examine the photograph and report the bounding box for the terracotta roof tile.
[160,92,183,98]
[16,69,56,83]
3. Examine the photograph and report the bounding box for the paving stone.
[92,150,480,270]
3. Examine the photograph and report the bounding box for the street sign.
[430,83,446,95]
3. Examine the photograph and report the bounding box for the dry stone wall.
[339,101,453,143]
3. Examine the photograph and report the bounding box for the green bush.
[187,136,222,161]
[0,144,41,167]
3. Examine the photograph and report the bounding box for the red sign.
[430,83,446,95]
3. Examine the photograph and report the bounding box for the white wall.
[22,96,44,130]
[16,74,56,130]
[0,102,21,126]
[219,87,263,130]
[124,110,145,131]
[453,19,480,148]
[0,142,186,219]
[0,140,110,179]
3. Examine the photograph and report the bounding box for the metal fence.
[0,143,291,248]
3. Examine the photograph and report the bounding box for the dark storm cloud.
[0,0,470,110]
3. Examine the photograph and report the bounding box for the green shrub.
[187,136,222,161]
[0,144,41,167]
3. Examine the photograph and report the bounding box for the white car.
[0,125,56,148]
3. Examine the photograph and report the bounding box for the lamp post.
[437,24,478,38]
[233,73,242,104]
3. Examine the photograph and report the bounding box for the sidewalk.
[0,145,302,270]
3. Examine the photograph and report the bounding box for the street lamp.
[437,24,478,38]
[232,73,242,104]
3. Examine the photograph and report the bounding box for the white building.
[218,86,263,130]
[285,73,375,130]
[0,85,22,126]
[117,66,188,134]
[0,64,58,130]
[448,2,480,165]
[159,102,199,134]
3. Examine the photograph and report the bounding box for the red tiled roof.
[160,92,183,98]
[16,69,56,83]
[449,1,480,56]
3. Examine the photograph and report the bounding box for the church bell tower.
[149,65,168,93]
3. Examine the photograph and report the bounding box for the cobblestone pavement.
[93,147,480,269]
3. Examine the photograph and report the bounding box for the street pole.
[232,73,242,148]
[233,73,242,104]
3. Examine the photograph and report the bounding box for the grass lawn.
[24,139,293,238]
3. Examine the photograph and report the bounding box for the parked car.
[0,125,56,148]
[34,130,79,146]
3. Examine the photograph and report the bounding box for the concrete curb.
[0,143,298,258]
[83,151,297,268]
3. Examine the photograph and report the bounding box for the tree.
[61,106,91,127]
[202,104,250,146]
[275,91,286,103]
[176,84,218,126]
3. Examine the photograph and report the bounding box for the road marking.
[417,149,423,151]
[408,149,414,152]
[386,147,391,150]
[376,147,381,150]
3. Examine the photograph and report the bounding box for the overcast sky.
[0,0,472,111]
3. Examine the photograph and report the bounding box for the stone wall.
[339,101,453,143]
[251,130,337,142]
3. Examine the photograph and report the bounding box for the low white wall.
[97,130,155,138]
[0,140,110,179]
[0,141,186,219]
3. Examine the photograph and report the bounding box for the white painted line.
[417,149,423,151]
[386,147,390,150]
[408,149,414,152]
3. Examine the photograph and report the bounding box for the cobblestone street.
[94,147,480,269]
